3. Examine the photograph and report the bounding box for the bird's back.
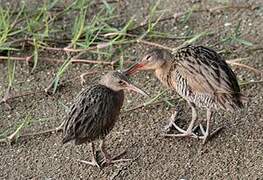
[62,84,124,145]
[170,45,246,111]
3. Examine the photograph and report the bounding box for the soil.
[0,0,262,179]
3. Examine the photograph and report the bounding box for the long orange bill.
[124,63,144,75]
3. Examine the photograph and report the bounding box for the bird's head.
[125,48,171,75]
[100,71,149,97]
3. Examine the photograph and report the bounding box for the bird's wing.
[62,85,121,143]
[174,45,240,95]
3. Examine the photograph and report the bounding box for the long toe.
[111,150,127,161]
[110,158,132,164]
[161,122,198,138]
[210,126,224,137]
[198,126,225,144]
[102,150,131,166]
[162,121,187,133]
[202,134,209,144]
[192,124,206,137]
[161,130,198,138]
[75,159,101,169]
[171,122,187,134]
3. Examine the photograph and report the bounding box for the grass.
[1,54,16,105]
[71,1,88,48]
[0,0,261,142]
[0,113,56,143]
[172,31,212,52]
[220,19,253,47]
[46,56,72,94]
[124,89,178,112]
[0,112,32,142]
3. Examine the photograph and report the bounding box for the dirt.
[0,0,263,179]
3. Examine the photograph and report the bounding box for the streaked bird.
[125,45,247,143]
[62,71,148,167]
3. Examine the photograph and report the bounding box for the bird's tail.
[217,93,248,112]
[62,133,73,144]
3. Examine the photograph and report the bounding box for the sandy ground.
[0,0,263,179]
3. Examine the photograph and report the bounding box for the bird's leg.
[90,142,100,168]
[198,109,212,144]
[77,143,100,168]
[162,104,198,138]
[99,140,131,166]
[198,109,224,144]
[184,105,198,135]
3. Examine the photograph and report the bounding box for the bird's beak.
[126,83,149,97]
[124,63,145,75]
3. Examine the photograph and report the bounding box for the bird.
[125,45,247,143]
[62,71,148,167]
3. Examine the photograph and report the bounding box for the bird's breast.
[155,68,173,88]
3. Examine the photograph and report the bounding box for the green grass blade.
[52,57,72,94]
[143,90,167,106]
[234,37,253,46]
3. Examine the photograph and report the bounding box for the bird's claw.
[193,124,225,144]
[101,150,131,167]
[161,131,198,138]
[162,120,199,138]
[101,158,132,167]
[79,159,101,169]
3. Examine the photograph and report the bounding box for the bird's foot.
[65,151,101,169]
[101,150,132,166]
[75,158,101,169]
[161,123,198,138]
[197,124,224,144]
[161,131,198,138]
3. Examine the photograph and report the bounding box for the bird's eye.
[145,55,151,61]
[118,80,125,85]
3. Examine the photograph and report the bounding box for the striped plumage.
[62,84,124,145]
[171,45,244,112]
[125,45,246,143]
[62,71,147,167]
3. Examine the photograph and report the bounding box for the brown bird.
[125,45,246,143]
[62,71,148,167]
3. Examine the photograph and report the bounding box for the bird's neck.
[99,79,108,88]
[155,62,172,87]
